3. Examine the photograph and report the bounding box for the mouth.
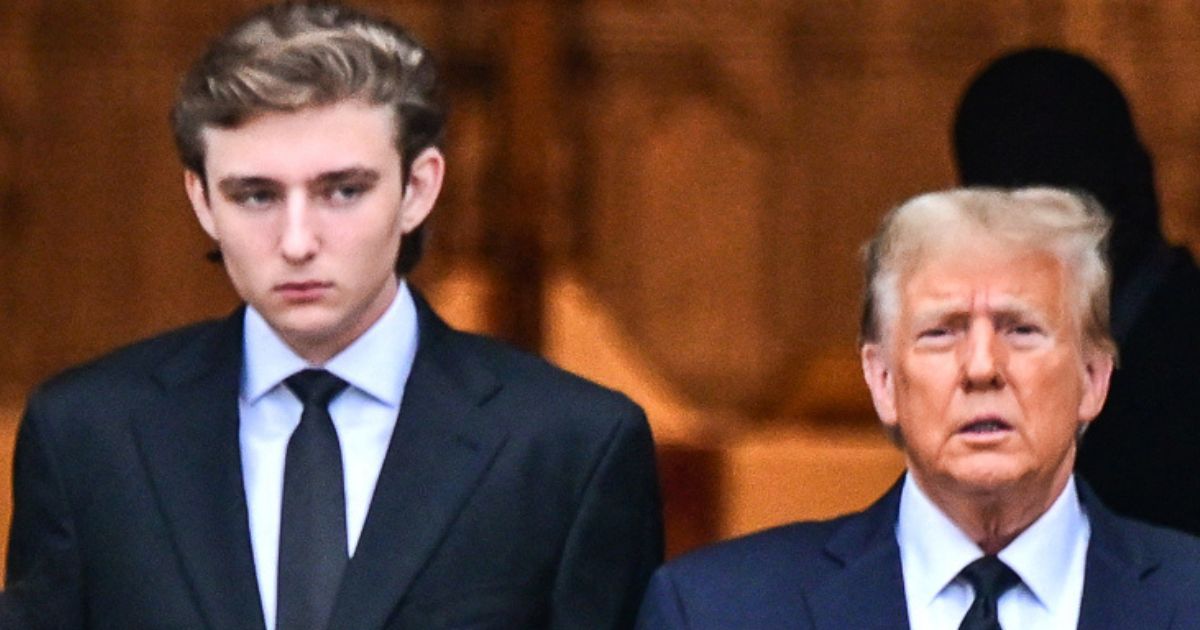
[275,280,332,302]
[957,416,1013,435]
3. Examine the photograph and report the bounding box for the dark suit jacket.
[4,296,663,629]
[636,478,1200,629]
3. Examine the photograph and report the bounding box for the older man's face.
[862,238,1112,502]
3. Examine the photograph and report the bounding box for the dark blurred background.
[2,1,1200,572]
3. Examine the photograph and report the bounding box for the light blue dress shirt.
[239,282,419,630]
[896,473,1090,630]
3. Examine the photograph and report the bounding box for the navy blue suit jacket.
[5,295,663,629]
[636,478,1200,629]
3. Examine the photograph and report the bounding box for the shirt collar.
[897,473,1089,613]
[997,476,1089,611]
[897,473,985,608]
[241,280,420,406]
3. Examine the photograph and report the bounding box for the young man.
[637,188,1200,629]
[5,3,662,629]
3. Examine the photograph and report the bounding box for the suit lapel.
[328,298,509,629]
[802,478,1174,630]
[806,479,910,630]
[131,312,267,630]
[1077,482,1171,629]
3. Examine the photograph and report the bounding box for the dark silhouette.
[954,47,1200,536]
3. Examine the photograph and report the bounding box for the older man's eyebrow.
[910,298,1051,326]
[911,300,969,323]
[985,294,1043,318]
[989,304,1052,329]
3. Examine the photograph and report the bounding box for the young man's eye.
[326,183,368,204]
[232,189,277,207]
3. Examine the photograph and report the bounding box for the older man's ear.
[1077,351,1114,426]
[861,343,898,429]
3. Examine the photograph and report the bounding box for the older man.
[636,188,1200,629]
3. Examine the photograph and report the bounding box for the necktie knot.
[957,555,1020,630]
[285,369,348,408]
[959,555,1020,595]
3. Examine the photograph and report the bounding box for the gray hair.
[860,187,1116,359]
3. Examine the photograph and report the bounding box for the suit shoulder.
[30,318,228,406]
[1081,507,1200,620]
[642,518,849,626]
[1115,516,1200,571]
[442,326,643,418]
[660,517,846,590]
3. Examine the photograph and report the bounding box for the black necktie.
[277,369,350,630]
[957,555,1021,630]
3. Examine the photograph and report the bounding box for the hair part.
[860,187,1117,361]
[171,1,445,274]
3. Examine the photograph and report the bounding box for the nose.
[962,319,1006,391]
[279,195,319,264]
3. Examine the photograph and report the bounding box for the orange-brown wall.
[2,1,1200,574]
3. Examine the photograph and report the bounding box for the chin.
[264,301,334,327]
[265,310,340,341]
[945,460,1028,496]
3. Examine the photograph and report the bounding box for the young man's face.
[185,100,443,363]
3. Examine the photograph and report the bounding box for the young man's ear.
[184,170,219,240]
[399,147,445,234]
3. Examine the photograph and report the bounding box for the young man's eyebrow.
[215,176,279,195]
[213,170,379,197]
[310,167,380,186]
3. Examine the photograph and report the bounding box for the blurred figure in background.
[954,47,1200,536]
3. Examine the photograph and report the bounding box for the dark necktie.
[277,369,350,630]
[957,555,1021,630]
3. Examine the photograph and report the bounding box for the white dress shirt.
[896,473,1090,630]
[239,283,419,630]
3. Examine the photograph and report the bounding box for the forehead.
[200,101,400,177]
[899,240,1070,320]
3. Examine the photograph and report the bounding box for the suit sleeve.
[549,406,664,629]
[5,395,86,629]
[635,568,690,629]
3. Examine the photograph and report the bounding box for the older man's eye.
[1004,323,1047,348]
[915,328,956,347]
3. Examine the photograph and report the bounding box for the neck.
[913,467,1072,555]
